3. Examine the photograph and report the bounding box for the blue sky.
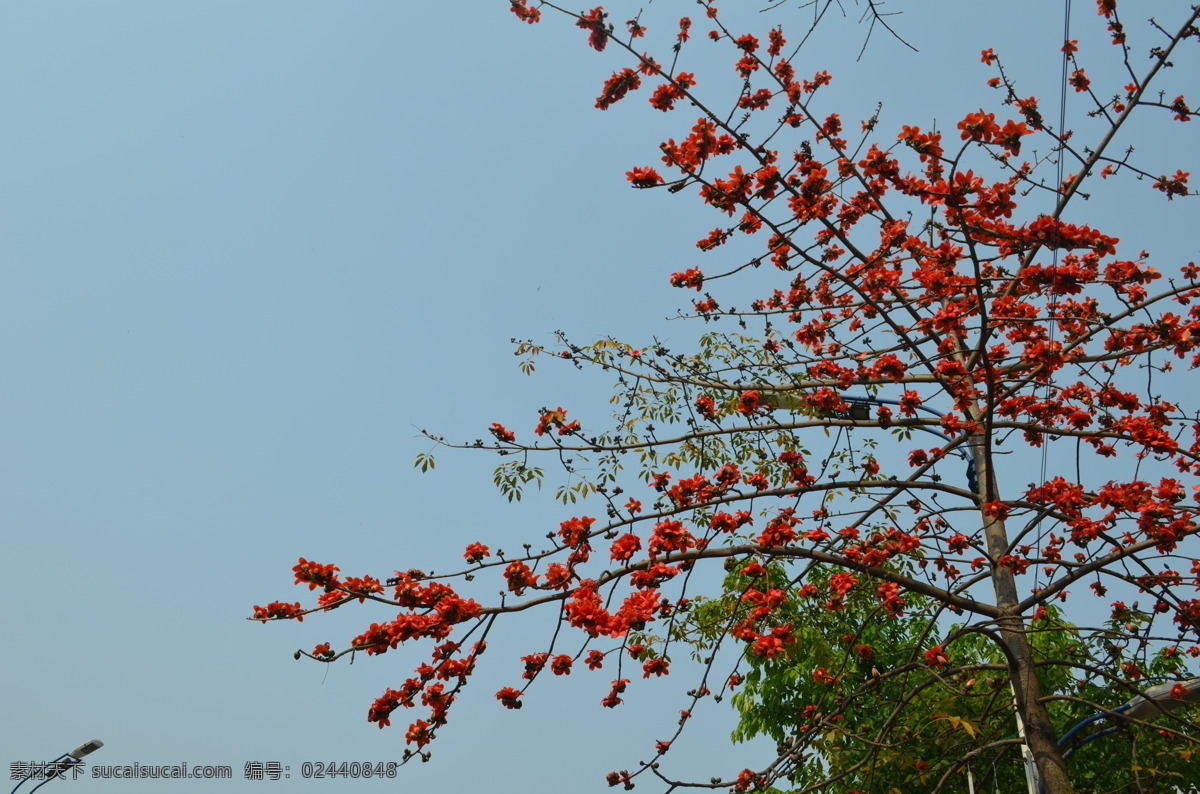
[2,1,1195,792]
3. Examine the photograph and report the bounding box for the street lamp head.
[1122,678,1200,722]
[67,740,103,760]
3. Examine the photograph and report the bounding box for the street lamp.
[837,394,1025,787]
[1058,678,1200,759]
[839,394,979,491]
[836,395,1199,790]
[10,740,103,794]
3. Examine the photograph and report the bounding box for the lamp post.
[814,394,1200,789]
[833,395,1200,790]
[836,394,1030,790]
[1058,678,1200,759]
[1025,679,1200,793]
[839,394,978,490]
[10,740,103,794]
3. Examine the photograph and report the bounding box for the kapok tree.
[252,3,1200,792]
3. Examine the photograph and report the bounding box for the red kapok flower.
[251,601,305,622]
[463,542,490,563]
[576,6,609,51]
[625,166,664,187]
[642,657,670,677]
[489,423,516,442]
[496,687,523,709]
[509,0,541,24]
[596,67,642,110]
[609,533,642,562]
[293,557,340,591]
[669,267,704,290]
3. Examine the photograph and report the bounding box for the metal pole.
[1011,684,1040,794]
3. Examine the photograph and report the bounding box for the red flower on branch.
[508,0,541,24]
[576,7,609,51]
[489,423,516,442]
[256,7,1200,790]
[625,166,664,187]
[924,644,949,667]
[596,68,642,110]
[669,267,704,290]
[463,542,490,563]
[496,687,523,709]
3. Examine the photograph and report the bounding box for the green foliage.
[491,461,543,502]
[691,565,1200,792]
[555,480,596,504]
[461,319,1200,792]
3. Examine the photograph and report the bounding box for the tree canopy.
[252,3,1200,792]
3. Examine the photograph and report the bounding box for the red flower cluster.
[877,582,906,616]
[489,422,516,442]
[251,601,304,622]
[534,407,581,436]
[596,68,641,110]
[642,658,670,677]
[648,72,696,112]
[504,561,539,594]
[508,0,540,24]
[756,509,799,547]
[496,687,523,709]
[660,118,737,170]
[710,509,752,533]
[625,166,664,187]
[1154,170,1190,199]
[694,394,718,419]
[669,267,704,290]
[648,519,699,556]
[293,557,340,591]
[462,542,490,563]
[1170,95,1192,122]
[609,533,642,562]
[576,7,608,51]
[736,390,761,415]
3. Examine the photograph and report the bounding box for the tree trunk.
[971,436,1074,794]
